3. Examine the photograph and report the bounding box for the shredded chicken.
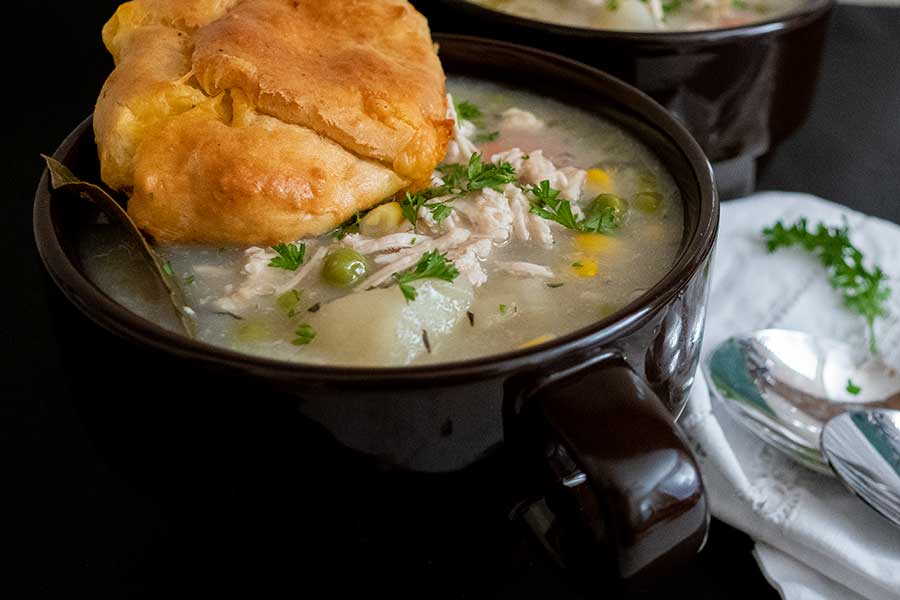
[447,239,493,287]
[499,108,545,131]
[274,247,328,295]
[211,245,326,314]
[492,148,587,210]
[503,184,555,246]
[451,188,514,242]
[495,261,555,279]
[344,232,429,255]
[362,229,472,290]
[443,93,478,164]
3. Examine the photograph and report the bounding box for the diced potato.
[569,257,599,278]
[585,168,612,193]
[518,334,556,350]
[307,280,473,366]
[360,202,405,237]
[575,232,620,255]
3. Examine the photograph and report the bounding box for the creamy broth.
[79,77,684,366]
[468,0,805,31]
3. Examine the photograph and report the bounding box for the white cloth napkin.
[681,192,900,600]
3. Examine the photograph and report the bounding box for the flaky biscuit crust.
[94,0,450,245]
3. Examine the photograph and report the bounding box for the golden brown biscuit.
[129,94,405,246]
[192,0,451,182]
[94,0,450,245]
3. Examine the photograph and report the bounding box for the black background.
[5,2,899,597]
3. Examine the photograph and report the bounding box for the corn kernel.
[576,232,620,254]
[570,257,599,278]
[360,202,405,237]
[518,334,556,350]
[586,168,612,192]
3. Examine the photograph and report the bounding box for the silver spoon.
[821,409,900,528]
[704,329,900,474]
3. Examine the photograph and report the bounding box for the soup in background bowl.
[418,0,834,199]
[468,0,807,31]
[35,34,717,588]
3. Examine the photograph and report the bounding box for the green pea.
[589,194,629,220]
[322,248,369,288]
[634,191,663,213]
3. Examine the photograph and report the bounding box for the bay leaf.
[42,154,196,338]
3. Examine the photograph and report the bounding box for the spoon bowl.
[705,329,900,474]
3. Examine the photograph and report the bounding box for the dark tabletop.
[5,3,899,597]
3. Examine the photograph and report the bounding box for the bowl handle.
[514,357,709,590]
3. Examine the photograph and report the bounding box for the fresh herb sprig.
[762,218,891,353]
[393,250,460,302]
[846,379,862,395]
[527,180,621,234]
[269,242,306,271]
[467,153,517,191]
[454,100,482,122]
[400,154,517,227]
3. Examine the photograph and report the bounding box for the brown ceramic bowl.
[417,0,834,198]
[33,35,717,590]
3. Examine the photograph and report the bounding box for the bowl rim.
[33,33,718,385]
[434,0,835,45]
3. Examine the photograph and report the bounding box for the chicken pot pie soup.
[82,77,684,367]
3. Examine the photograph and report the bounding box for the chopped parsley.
[400,191,426,227]
[467,153,517,191]
[527,180,621,234]
[846,379,862,395]
[430,203,454,224]
[474,131,500,144]
[763,218,891,353]
[393,250,460,302]
[292,324,316,346]
[399,154,517,227]
[183,274,196,285]
[162,261,174,276]
[499,304,508,314]
[269,242,306,271]
[546,283,565,289]
[454,100,482,122]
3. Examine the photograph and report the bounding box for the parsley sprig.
[763,218,891,353]
[454,100,482,122]
[527,180,621,234]
[393,250,460,302]
[269,242,306,271]
[400,154,517,227]
[466,153,517,190]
